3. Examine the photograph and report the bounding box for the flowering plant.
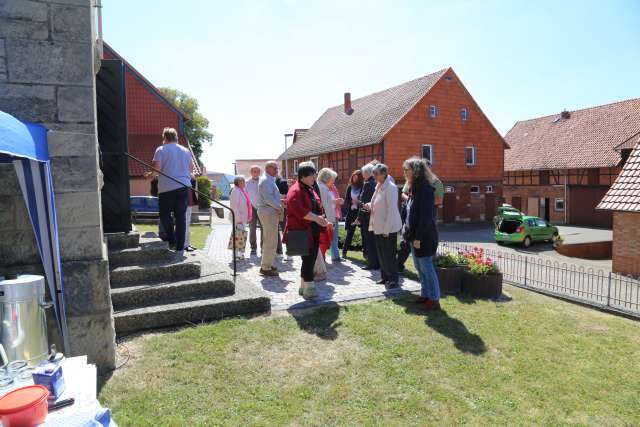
[433,253,458,268]
[461,247,500,275]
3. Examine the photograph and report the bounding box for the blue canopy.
[0,110,70,352]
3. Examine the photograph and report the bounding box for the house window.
[421,144,433,164]
[465,147,476,166]
[485,185,493,193]
[460,108,469,121]
[293,160,299,173]
[445,186,455,193]
[310,157,319,168]
[470,185,480,194]
[429,105,438,118]
[555,198,565,212]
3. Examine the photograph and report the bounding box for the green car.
[495,212,559,248]
[493,203,522,226]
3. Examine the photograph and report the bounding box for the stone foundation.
[0,0,115,369]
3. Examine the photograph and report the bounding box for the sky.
[103,0,640,174]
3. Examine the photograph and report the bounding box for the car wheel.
[497,241,505,246]
[551,233,559,243]
[523,236,532,248]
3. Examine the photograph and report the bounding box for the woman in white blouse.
[366,163,403,288]
[228,175,252,259]
[317,168,343,262]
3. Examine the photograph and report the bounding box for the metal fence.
[437,241,640,318]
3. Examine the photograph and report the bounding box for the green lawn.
[100,288,640,426]
[134,223,211,249]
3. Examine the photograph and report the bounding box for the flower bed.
[433,254,464,294]
[457,247,503,299]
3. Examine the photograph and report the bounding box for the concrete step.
[108,240,173,267]
[111,275,235,310]
[114,276,271,334]
[105,232,140,251]
[109,260,201,288]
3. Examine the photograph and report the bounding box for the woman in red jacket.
[284,162,329,300]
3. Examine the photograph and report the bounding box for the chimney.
[561,110,571,119]
[344,92,353,115]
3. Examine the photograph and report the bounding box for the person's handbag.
[285,230,309,256]
[314,250,327,280]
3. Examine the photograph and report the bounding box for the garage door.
[568,186,612,228]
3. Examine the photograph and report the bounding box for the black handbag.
[286,230,309,256]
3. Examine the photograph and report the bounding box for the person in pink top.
[228,175,253,260]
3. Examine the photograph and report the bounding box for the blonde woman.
[228,175,252,259]
[317,168,343,262]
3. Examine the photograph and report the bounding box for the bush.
[338,224,363,249]
[433,254,459,268]
[197,175,212,209]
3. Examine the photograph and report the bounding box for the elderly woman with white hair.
[365,163,402,288]
[317,167,343,262]
[228,175,252,259]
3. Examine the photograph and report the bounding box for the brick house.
[503,99,640,227]
[279,68,506,223]
[597,134,640,276]
[103,43,199,196]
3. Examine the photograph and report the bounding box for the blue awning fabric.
[0,110,70,352]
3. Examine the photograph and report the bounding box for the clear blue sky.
[103,0,640,174]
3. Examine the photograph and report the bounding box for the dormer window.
[429,105,438,118]
[460,108,469,121]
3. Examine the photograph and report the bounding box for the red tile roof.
[504,98,640,171]
[128,135,197,177]
[278,69,448,160]
[598,139,640,212]
[615,131,640,152]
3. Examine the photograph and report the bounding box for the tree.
[158,87,212,165]
[196,175,212,209]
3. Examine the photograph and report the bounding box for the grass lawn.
[100,287,640,426]
[134,223,211,250]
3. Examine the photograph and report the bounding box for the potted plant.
[449,251,470,270]
[433,253,463,295]
[461,249,503,299]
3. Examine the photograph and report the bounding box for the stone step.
[114,276,271,334]
[108,241,173,267]
[110,275,235,310]
[105,232,140,251]
[109,260,201,288]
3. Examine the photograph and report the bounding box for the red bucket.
[0,385,49,427]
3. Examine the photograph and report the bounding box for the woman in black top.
[402,157,441,310]
[342,170,365,258]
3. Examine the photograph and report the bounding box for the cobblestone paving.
[205,223,421,311]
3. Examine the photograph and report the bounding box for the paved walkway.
[205,223,421,311]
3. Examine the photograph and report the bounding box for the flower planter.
[435,267,463,295]
[462,271,503,299]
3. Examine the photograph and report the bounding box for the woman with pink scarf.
[228,175,253,260]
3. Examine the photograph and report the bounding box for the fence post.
[524,257,528,287]
[606,271,612,307]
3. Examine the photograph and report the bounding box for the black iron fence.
[437,241,640,318]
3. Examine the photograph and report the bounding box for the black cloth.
[357,176,379,268]
[342,208,359,255]
[403,182,438,257]
[397,239,411,270]
[301,238,320,282]
[375,233,398,283]
[342,184,362,255]
[276,177,289,195]
[159,187,189,250]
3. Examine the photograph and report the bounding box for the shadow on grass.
[392,295,487,355]
[288,302,344,340]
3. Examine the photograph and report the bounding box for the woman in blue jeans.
[401,157,441,310]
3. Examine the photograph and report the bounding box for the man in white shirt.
[256,161,282,276]
[146,127,194,252]
[245,165,262,255]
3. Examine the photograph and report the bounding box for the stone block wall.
[0,0,116,369]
